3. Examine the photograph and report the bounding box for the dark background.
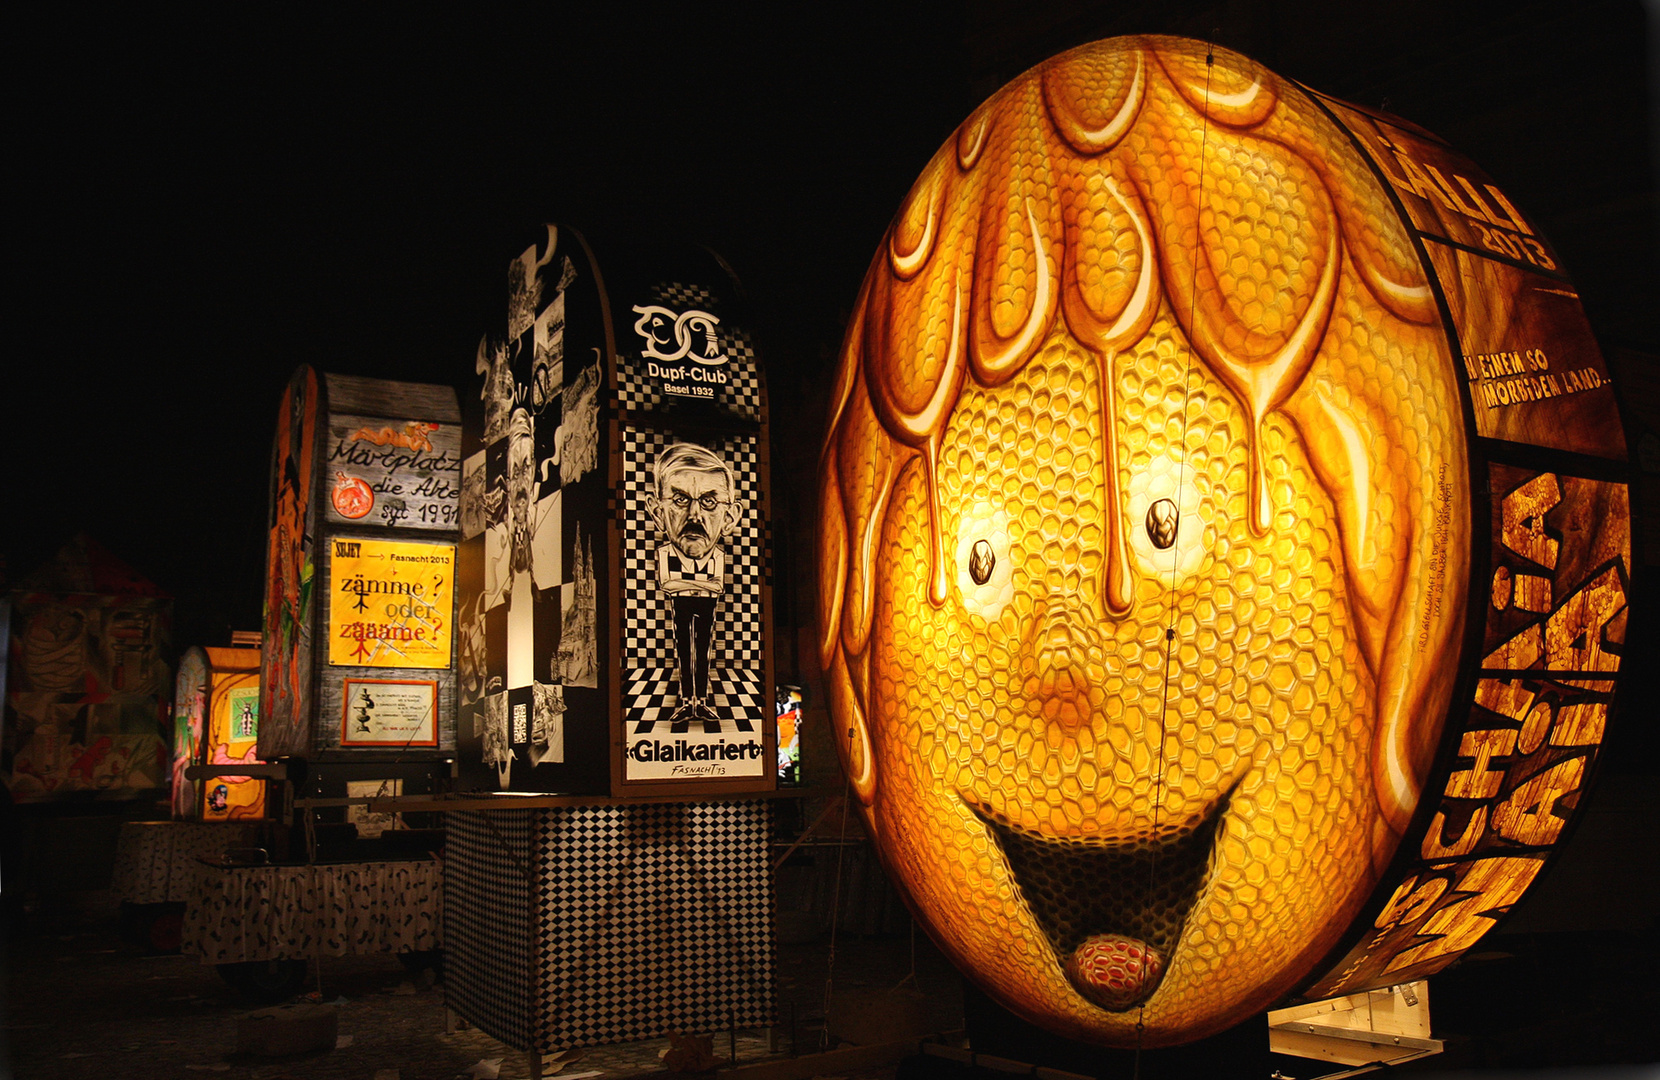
[8,1,1656,653]
[5,2,1659,1066]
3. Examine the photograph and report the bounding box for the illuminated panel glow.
[1309,468,1628,997]
[260,367,320,760]
[326,539,456,669]
[817,35,1629,1047]
[201,646,266,822]
[170,647,208,820]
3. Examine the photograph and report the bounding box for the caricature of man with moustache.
[646,443,739,727]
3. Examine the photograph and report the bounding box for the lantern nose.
[1032,604,1099,736]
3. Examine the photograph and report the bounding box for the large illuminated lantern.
[818,36,1630,1046]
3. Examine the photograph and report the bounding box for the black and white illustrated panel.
[620,428,765,780]
[458,223,608,792]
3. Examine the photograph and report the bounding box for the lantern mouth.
[974,794,1228,1011]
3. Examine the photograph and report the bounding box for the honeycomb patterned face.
[819,37,1469,1045]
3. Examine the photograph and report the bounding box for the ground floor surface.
[4,890,1657,1078]
[1,891,963,1080]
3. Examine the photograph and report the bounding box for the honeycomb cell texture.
[818,35,1469,1048]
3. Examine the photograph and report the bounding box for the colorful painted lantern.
[199,646,265,821]
[818,35,1629,1046]
[259,369,462,761]
[170,647,208,818]
[4,537,172,802]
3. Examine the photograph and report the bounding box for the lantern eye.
[968,538,996,585]
[1146,499,1179,550]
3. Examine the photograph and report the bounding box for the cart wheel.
[216,959,309,1003]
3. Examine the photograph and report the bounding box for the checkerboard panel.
[714,330,763,422]
[625,667,764,733]
[620,428,765,690]
[653,282,715,309]
[444,810,537,1050]
[532,802,776,1050]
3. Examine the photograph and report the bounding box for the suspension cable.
[1144,42,1216,1061]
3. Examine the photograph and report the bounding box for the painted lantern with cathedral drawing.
[817,35,1631,1047]
[453,225,776,797]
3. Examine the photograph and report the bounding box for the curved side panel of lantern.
[170,646,209,820]
[259,365,322,759]
[1299,88,1632,1000]
[455,224,618,794]
[202,646,267,821]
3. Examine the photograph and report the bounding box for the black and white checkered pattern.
[626,668,763,733]
[652,282,715,310]
[613,283,763,421]
[444,811,537,1050]
[619,429,765,725]
[533,802,775,1049]
[445,803,777,1053]
[712,330,763,421]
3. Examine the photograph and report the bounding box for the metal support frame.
[1268,981,1443,1073]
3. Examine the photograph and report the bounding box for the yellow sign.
[327,538,454,669]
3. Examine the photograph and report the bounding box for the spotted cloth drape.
[183,858,442,963]
[112,821,259,905]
